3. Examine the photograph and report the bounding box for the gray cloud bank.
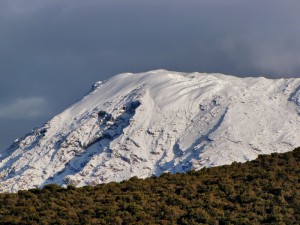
[0,97,48,119]
[1,0,300,149]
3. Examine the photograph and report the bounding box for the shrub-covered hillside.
[0,147,299,225]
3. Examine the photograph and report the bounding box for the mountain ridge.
[0,70,300,192]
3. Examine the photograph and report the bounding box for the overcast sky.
[1,0,300,149]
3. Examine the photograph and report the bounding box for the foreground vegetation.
[0,147,299,225]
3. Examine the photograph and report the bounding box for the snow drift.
[0,70,299,192]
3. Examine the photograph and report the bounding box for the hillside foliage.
[0,147,299,225]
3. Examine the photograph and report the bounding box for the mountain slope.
[0,70,300,192]
[1,148,299,224]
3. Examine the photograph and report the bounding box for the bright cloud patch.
[0,97,48,119]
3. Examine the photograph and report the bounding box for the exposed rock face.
[0,70,300,192]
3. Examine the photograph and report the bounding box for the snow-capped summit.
[0,70,300,192]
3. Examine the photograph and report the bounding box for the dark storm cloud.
[1,0,300,149]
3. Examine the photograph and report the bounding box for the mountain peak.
[0,70,300,192]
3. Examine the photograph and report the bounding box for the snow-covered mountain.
[1,70,300,192]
